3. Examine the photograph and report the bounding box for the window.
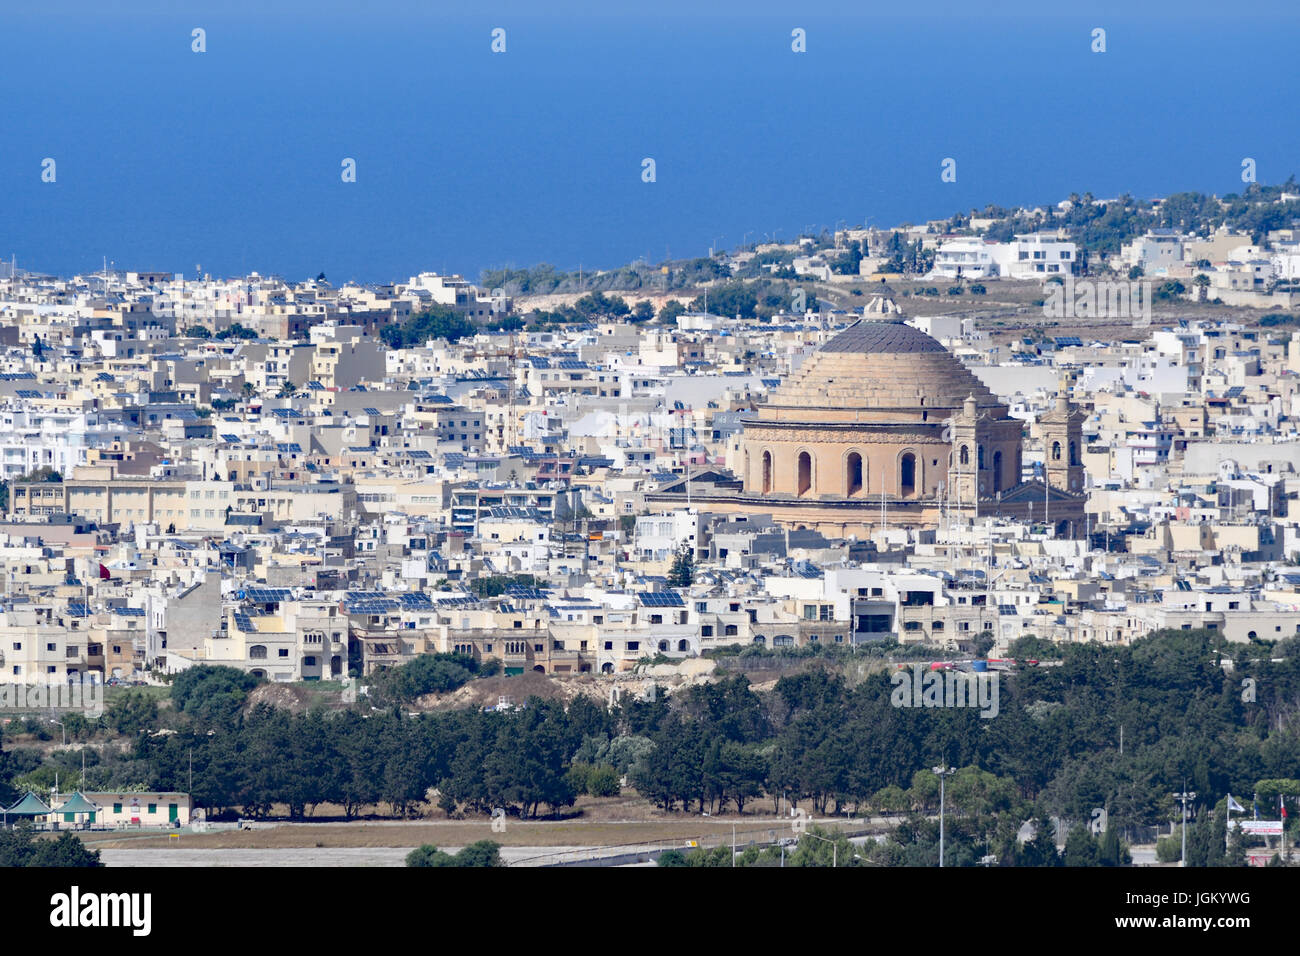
[900,453,916,497]
[114,803,123,814]
[147,804,157,814]
[701,625,713,637]
[797,451,812,496]
[279,648,289,657]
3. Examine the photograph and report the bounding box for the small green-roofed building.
[53,791,100,825]
[3,792,52,823]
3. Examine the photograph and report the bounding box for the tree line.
[2,630,1297,865]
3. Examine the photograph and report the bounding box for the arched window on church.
[1069,441,1079,466]
[761,451,773,494]
[978,445,985,470]
[992,450,1003,493]
[1052,441,1062,461]
[797,452,812,496]
[959,445,969,466]
[900,453,916,498]
[846,452,863,496]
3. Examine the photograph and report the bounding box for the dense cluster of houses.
[0,255,1297,690]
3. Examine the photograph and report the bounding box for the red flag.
[98,563,111,580]
[1282,795,1288,819]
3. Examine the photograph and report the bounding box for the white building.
[932,234,1076,280]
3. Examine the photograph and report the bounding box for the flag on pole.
[1227,795,1245,813]
[1282,795,1289,819]
[1253,793,1259,820]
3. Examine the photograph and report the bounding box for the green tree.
[407,840,504,866]
[107,690,159,735]
[1063,823,1101,866]
[1099,826,1131,866]
[658,300,687,325]
[667,545,695,588]
[0,826,102,867]
[171,665,261,726]
[215,323,258,341]
[380,306,476,348]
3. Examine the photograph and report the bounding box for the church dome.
[764,319,1003,415]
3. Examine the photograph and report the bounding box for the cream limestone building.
[649,319,1086,537]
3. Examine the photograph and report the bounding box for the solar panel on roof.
[245,588,292,604]
[505,586,551,600]
[638,591,685,607]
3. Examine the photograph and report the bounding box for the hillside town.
[2,184,1300,692]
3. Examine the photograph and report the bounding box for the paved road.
[101,846,597,867]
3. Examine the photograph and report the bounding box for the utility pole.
[1172,785,1196,867]
[933,765,956,867]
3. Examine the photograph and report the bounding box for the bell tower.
[1041,374,1085,493]
[948,394,980,510]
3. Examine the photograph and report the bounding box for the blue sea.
[1,1,1296,284]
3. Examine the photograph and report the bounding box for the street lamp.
[932,765,956,867]
[804,830,839,867]
[50,719,66,747]
[1172,785,1197,867]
